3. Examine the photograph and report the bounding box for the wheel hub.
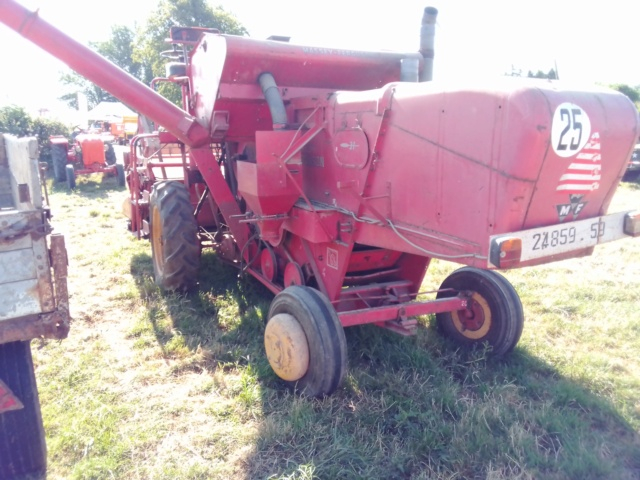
[452,292,492,339]
[264,313,309,381]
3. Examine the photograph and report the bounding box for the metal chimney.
[419,7,438,82]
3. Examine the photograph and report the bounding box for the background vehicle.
[624,142,640,181]
[0,133,70,479]
[1,1,638,399]
[50,132,124,189]
[110,115,138,145]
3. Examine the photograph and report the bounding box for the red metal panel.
[346,249,402,273]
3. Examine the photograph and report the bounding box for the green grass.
[31,173,640,479]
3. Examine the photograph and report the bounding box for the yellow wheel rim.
[452,293,492,340]
[264,313,309,381]
[151,207,163,274]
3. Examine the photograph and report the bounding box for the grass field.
[33,174,640,479]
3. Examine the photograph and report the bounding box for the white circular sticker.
[551,103,591,158]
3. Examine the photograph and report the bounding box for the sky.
[0,0,638,121]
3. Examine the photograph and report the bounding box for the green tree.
[0,105,33,137]
[60,25,140,109]
[59,72,118,110]
[0,106,69,162]
[134,0,247,104]
[31,117,71,162]
[60,1,247,109]
[527,68,557,80]
[610,84,640,104]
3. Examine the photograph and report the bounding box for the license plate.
[490,211,630,265]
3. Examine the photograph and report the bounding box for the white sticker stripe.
[568,163,602,171]
[559,173,601,181]
[576,152,601,161]
[557,183,598,191]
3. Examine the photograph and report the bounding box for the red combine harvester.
[1,1,638,397]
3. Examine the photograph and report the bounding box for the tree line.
[0,106,69,162]
[60,0,247,108]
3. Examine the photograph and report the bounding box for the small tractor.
[2,1,638,397]
[50,132,124,189]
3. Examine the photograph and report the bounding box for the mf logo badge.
[327,247,339,270]
[556,194,587,222]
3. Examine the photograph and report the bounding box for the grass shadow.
[129,251,273,376]
[128,251,640,479]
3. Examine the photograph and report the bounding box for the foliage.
[59,72,118,111]
[59,25,138,110]
[609,83,640,104]
[93,25,145,79]
[0,105,33,137]
[0,106,70,161]
[527,68,557,80]
[60,0,247,109]
[31,117,71,162]
[134,0,247,105]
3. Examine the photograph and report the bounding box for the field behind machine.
[34,173,640,479]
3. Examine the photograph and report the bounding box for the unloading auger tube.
[0,0,211,147]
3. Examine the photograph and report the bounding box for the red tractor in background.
[50,131,124,189]
[2,1,638,398]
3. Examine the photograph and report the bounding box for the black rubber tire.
[435,267,524,356]
[267,286,347,397]
[105,143,117,166]
[622,170,640,182]
[0,341,47,480]
[51,143,67,182]
[65,164,75,190]
[149,181,200,291]
[115,163,125,187]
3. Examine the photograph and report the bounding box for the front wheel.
[265,286,347,397]
[0,341,47,480]
[149,181,200,292]
[105,143,117,166]
[436,267,524,356]
[65,164,76,190]
[51,143,67,182]
[115,163,125,187]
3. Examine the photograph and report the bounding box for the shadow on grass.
[129,251,640,479]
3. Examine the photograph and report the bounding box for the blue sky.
[0,0,638,119]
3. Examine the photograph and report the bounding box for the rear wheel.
[65,164,75,190]
[115,163,125,187]
[436,267,524,356]
[266,286,347,397]
[0,341,47,480]
[105,143,117,166]
[149,181,200,291]
[51,144,67,182]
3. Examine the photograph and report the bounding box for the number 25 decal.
[551,103,591,158]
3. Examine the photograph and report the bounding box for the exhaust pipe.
[419,6,438,82]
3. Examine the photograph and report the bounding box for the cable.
[386,219,487,260]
